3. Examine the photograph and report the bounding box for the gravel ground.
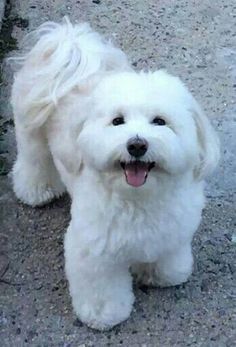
[0,1,235,346]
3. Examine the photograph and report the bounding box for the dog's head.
[76,70,219,188]
[13,19,219,189]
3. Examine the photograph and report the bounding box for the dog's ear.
[11,17,129,129]
[190,98,220,179]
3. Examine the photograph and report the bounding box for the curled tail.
[11,17,129,128]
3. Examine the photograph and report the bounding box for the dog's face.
[77,70,219,188]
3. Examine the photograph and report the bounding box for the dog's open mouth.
[120,161,155,187]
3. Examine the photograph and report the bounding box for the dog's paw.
[12,162,65,206]
[73,291,134,331]
[14,182,65,207]
[132,262,192,288]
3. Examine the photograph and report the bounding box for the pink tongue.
[124,162,148,187]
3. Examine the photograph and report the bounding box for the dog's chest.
[72,178,204,263]
[103,197,194,263]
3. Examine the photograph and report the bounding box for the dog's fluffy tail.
[11,17,129,128]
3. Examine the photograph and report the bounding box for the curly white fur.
[11,18,220,330]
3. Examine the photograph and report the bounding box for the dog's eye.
[152,117,166,126]
[112,116,125,126]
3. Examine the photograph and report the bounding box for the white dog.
[11,18,219,330]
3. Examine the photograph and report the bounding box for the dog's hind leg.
[12,122,65,206]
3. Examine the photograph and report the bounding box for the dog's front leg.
[132,243,193,288]
[64,227,134,331]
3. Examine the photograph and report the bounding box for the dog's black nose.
[127,137,148,157]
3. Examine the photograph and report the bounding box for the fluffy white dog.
[11,18,220,330]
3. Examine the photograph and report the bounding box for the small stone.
[16,327,21,335]
[73,319,83,327]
